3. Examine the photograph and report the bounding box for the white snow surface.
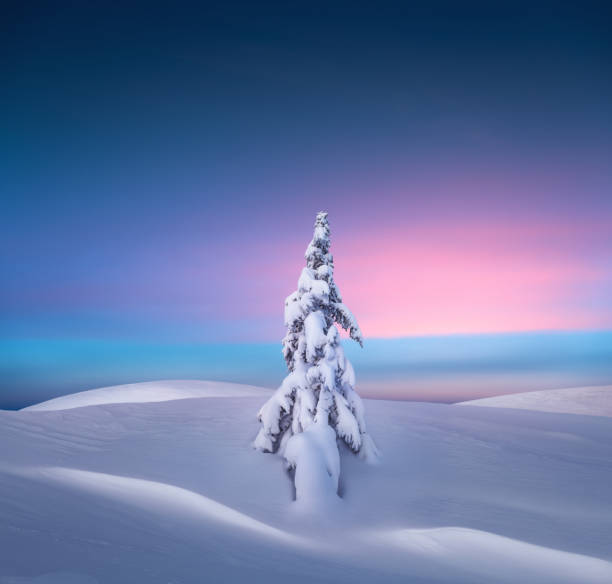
[21,379,272,412]
[459,384,612,417]
[2,380,612,583]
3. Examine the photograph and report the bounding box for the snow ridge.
[459,385,612,417]
[22,380,272,412]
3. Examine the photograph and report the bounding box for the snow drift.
[23,379,272,412]
[1,380,612,583]
[459,384,612,417]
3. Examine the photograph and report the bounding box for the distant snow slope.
[22,380,272,412]
[2,380,612,583]
[458,384,612,417]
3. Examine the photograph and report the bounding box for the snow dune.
[22,379,272,412]
[459,384,612,417]
[382,527,612,583]
[17,466,301,544]
[2,380,612,583]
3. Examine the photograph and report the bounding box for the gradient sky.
[1,2,611,407]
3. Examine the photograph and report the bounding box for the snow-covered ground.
[22,379,273,412]
[1,380,611,583]
[459,384,612,417]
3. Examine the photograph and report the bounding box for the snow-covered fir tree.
[254,212,378,501]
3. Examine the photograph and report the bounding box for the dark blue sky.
[1,2,611,407]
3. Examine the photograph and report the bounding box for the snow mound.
[284,421,340,510]
[381,527,612,583]
[22,380,272,412]
[18,466,299,544]
[458,385,612,417]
